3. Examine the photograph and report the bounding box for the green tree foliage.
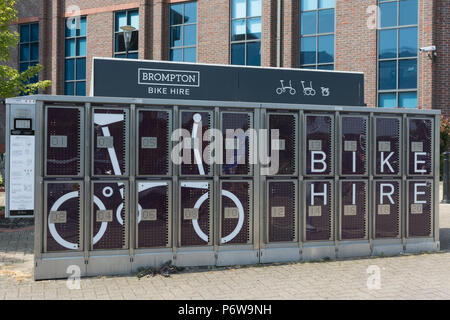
[0,0,51,98]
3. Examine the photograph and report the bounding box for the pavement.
[0,188,449,300]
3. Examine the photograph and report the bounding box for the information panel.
[9,134,35,216]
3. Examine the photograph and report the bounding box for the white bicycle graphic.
[276,80,297,95]
[301,81,316,96]
[49,112,245,250]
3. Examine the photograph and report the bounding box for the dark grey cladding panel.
[93,58,364,106]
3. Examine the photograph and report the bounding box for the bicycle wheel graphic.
[49,192,108,249]
[190,189,245,244]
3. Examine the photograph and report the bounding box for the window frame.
[377,0,419,108]
[113,9,139,58]
[169,1,198,62]
[230,0,262,66]
[299,0,335,70]
[64,16,87,96]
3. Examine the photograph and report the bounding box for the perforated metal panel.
[268,113,297,175]
[221,112,252,176]
[92,182,128,250]
[305,114,334,176]
[375,180,400,238]
[180,110,212,176]
[340,180,367,240]
[137,109,170,176]
[137,181,170,248]
[340,116,367,175]
[179,181,211,246]
[305,180,333,241]
[220,181,251,245]
[408,180,432,237]
[45,182,81,252]
[408,118,433,176]
[45,107,82,176]
[92,108,128,176]
[267,180,296,242]
[375,117,401,176]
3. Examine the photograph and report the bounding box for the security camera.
[419,46,436,52]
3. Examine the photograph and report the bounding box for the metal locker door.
[91,181,128,250]
[305,180,333,241]
[304,114,334,176]
[407,180,433,238]
[137,109,171,176]
[340,115,368,176]
[221,111,253,176]
[374,116,401,176]
[179,181,212,246]
[137,181,170,248]
[340,180,368,240]
[45,182,82,252]
[92,108,129,177]
[220,180,252,245]
[267,180,297,243]
[268,113,297,176]
[45,106,83,177]
[407,118,433,176]
[180,110,212,176]
[374,180,400,239]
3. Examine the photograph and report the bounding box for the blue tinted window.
[30,23,39,41]
[379,29,397,59]
[231,0,261,66]
[247,42,261,66]
[300,37,316,65]
[399,92,417,108]
[300,0,335,69]
[301,11,316,35]
[20,24,30,43]
[301,0,317,11]
[114,10,139,58]
[380,2,397,27]
[247,17,261,40]
[318,34,334,63]
[379,61,397,90]
[399,27,417,57]
[379,93,397,108]
[231,43,245,65]
[184,47,196,62]
[318,9,334,34]
[170,2,197,62]
[65,59,74,81]
[399,59,417,89]
[20,44,30,61]
[65,17,87,96]
[377,0,418,108]
[399,0,418,26]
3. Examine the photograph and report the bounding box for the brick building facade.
[6,0,450,113]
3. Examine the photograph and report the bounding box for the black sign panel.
[93,58,364,106]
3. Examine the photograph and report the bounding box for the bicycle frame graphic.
[48,112,245,250]
[276,80,296,95]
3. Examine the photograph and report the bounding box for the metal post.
[442,152,450,203]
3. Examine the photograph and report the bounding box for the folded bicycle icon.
[49,113,245,250]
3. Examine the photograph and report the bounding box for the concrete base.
[216,249,258,266]
[302,242,336,261]
[34,256,86,281]
[337,241,371,259]
[260,247,301,264]
[372,239,403,256]
[86,254,131,277]
[405,239,440,253]
[174,248,215,267]
[131,250,174,272]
